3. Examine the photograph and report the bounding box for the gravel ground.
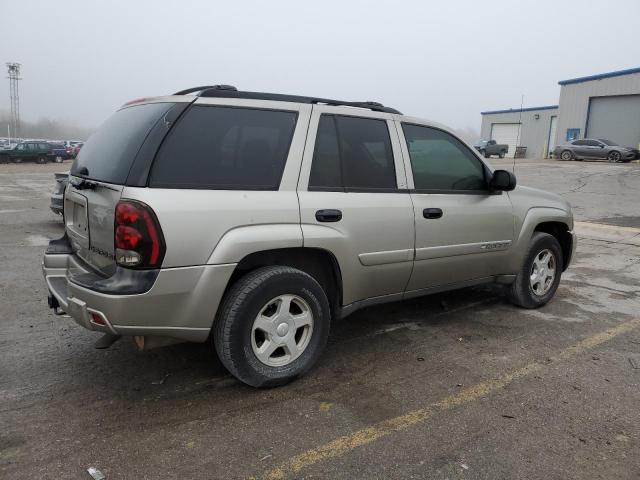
[1,158,639,480]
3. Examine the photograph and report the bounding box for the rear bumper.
[43,241,236,342]
[50,193,63,215]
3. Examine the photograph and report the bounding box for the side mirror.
[489,169,516,191]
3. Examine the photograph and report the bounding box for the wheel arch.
[533,221,573,271]
[223,247,344,321]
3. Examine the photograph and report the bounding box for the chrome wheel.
[251,294,314,367]
[530,249,556,296]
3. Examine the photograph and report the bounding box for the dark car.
[48,143,70,162]
[553,138,636,162]
[474,139,509,158]
[0,141,57,164]
[50,171,69,215]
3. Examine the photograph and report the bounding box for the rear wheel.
[560,150,573,161]
[499,151,505,158]
[213,266,331,387]
[36,156,47,164]
[55,156,63,163]
[509,232,563,309]
[607,151,621,162]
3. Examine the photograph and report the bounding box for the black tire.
[560,150,573,161]
[607,151,621,163]
[213,266,331,387]
[483,151,490,158]
[499,151,505,158]
[509,232,563,309]
[55,156,63,163]
[36,156,47,164]
[12,157,23,164]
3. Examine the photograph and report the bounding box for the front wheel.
[213,266,331,387]
[509,232,563,309]
[12,157,23,163]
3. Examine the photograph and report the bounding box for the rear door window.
[308,114,396,191]
[149,106,297,190]
[71,102,174,184]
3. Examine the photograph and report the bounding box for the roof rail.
[173,85,238,95]
[173,85,401,114]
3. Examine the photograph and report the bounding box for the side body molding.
[207,224,303,265]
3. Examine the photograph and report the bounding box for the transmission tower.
[6,62,21,139]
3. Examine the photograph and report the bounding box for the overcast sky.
[2,0,640,132]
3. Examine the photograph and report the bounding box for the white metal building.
[480,67,640,158]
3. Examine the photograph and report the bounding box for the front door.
[396,122,515,291]
[297,107,415,306]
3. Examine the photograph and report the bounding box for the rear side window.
[72,102,173,184]
[308,114,396,190]
[149,106,297,190]
[402,124,486,191]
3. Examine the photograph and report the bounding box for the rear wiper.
[69,177,98,190]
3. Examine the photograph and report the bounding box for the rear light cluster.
[114,200,165,269]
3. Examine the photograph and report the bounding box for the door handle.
[315,209,342,222]
[423,208,443,219]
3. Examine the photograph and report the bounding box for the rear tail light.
[114,200,165,269]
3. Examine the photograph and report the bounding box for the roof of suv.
[172,85,402,114]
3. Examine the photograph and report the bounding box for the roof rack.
[172,85,401,114]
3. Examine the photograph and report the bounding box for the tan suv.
[43,85,576,387]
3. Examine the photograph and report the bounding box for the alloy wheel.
[530,249,556,296]
[251,294,314,367]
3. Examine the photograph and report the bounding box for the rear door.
[65,101,180,275]
[397,121,514,291]
[297,107,414,306]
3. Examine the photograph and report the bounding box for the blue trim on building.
[480,105,558,115]
[559,67,640,85]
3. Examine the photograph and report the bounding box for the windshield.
[598,139,618,146]
[71,102,174,184]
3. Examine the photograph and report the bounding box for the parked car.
[43,86,576,387]
[70,143,83,158]
[48,143,70,162]
[474,139,509,158]
[0,141,57,164]
[50,171,69,215]
[553,138,636,162]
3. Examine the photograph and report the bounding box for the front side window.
[27,143,36,151]
[308,114,396,190]
[402,124,487,191]
[16,144,24,151]
[150,106,297,189]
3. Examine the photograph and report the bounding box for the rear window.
[149,105,297,190]
[71,102,174,184]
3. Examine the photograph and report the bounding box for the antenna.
[514,94,524,174]
[6,63,22,139]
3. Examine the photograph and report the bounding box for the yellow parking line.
[262,317,640,480]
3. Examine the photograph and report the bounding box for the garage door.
[490,123,521,158]
[586,95,640,148]
[547,116,558,157]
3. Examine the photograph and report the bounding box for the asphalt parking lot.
[1,158,639,480]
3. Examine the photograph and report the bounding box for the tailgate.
[65,178,124,276]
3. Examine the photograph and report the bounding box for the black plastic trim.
[69,266,159,295]
[410,188,501,195]
[46,233,74,255]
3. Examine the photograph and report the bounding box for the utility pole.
[6,62,21,140]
